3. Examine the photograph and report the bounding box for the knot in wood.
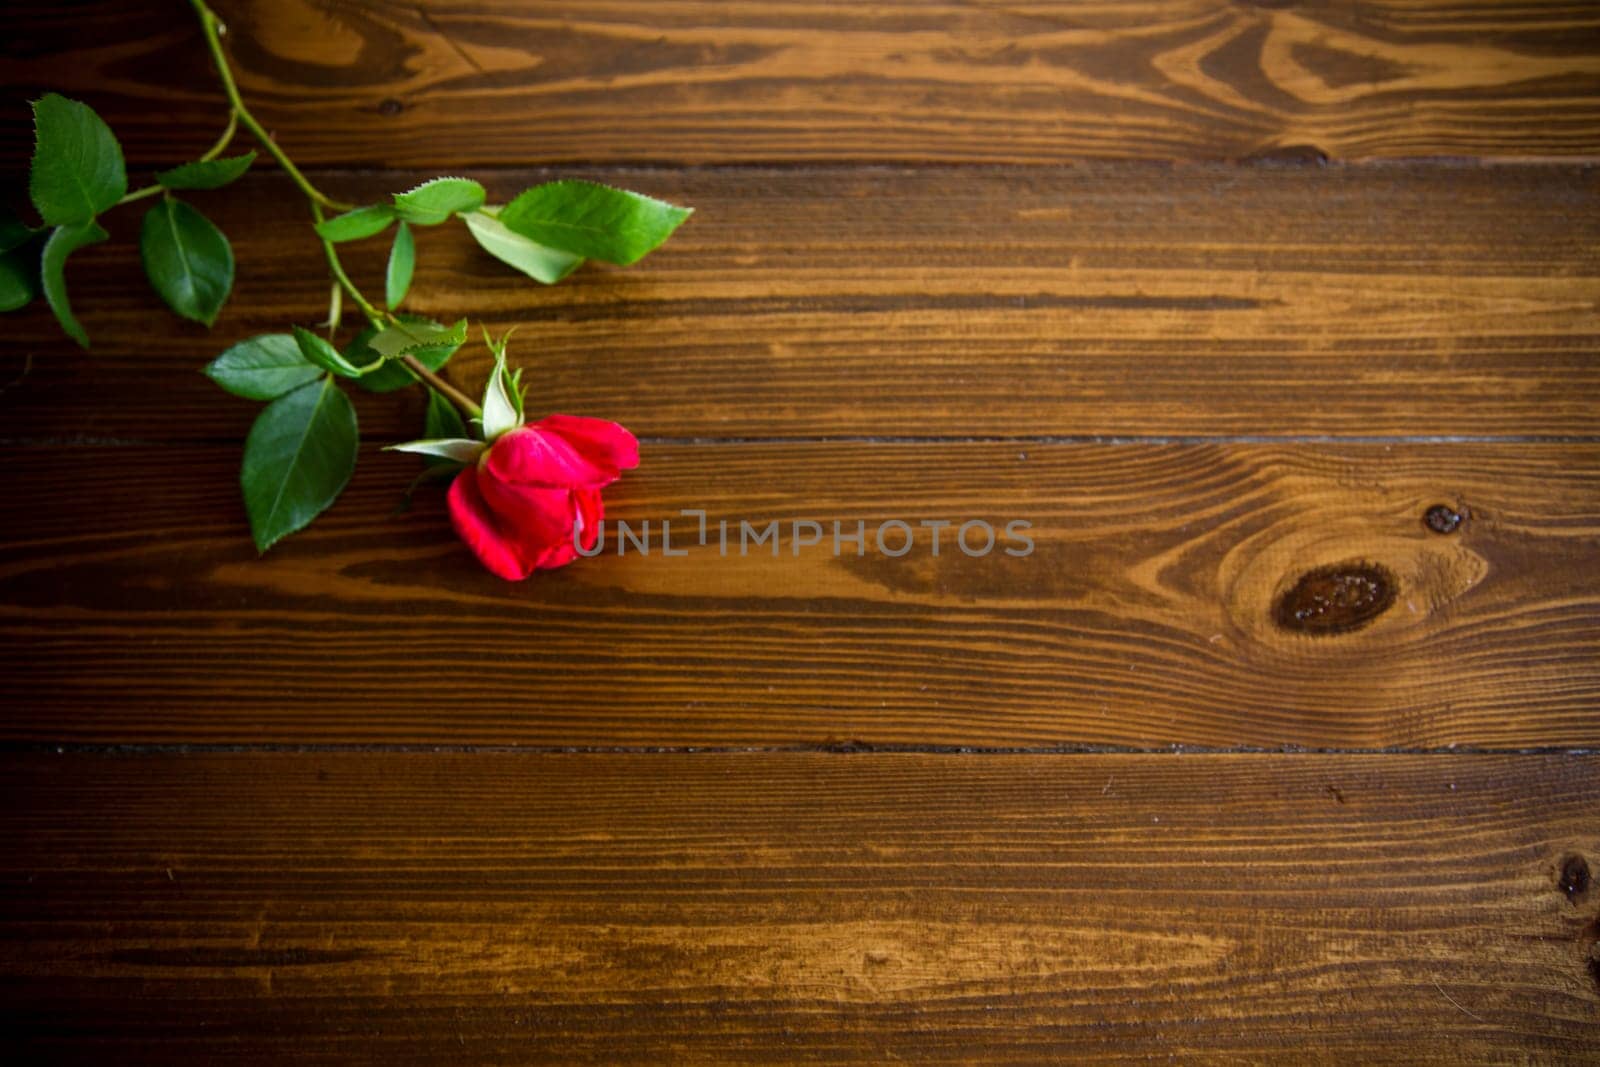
[1273,562,1397,635]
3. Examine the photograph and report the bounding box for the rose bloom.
[447,415,638,579]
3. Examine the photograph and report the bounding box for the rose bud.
[445,415,638,579]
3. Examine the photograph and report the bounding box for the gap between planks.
[6,435,1600,448]
[5,743,1597,756]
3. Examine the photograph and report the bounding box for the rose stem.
[188,0,352,212]
[190,0,484,423]
[402,356,484,419]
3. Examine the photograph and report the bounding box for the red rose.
[447,414,638,579]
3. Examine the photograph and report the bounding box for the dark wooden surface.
[1,752,1597,1062]
[5,166,1600,441]
[2,0,1598,1061]
[5,1,1600,166]
[3,442,1598,749]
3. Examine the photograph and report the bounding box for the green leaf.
[386,437,484,464]
[139,199,234,326]
[345,315,463,393]
[0,230,44,314]
[241,377,359,553]
[293,325,372,378]
[425,386,469,440]
[0,208,37,254]
[496,180,690,265]
[0,247,38,312]
[463,208,582,284]
[29,94,127,226]
[156,151,257,191]
[366,316,468,360]
[313,204,394,243]
[40,219,108,347]
[392,177,485,225]
[203,333,322,400]
[385,221,414,309]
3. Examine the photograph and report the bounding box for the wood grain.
[4,165,1598,443]
[1,750,1595,1062]
[4,1,1600,167]
[5,2,1598,1060]
[2,440,1596,749]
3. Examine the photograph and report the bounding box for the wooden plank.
[1,440,1596,749]
[4,165,1599,442]
[0,750,1595,1061]
[4,1,1600,166]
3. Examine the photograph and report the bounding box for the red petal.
[534,415,639,476]
[573,487,604,552]
[446,465,537,580]
[478,472,571,535]
[484,426,614,489]
[532,488,604,570]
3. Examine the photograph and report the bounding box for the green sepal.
[480,334,522,441]
[385,438,484,464]
[482,327,525,420]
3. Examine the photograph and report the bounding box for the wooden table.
[2,2,1598,1060]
